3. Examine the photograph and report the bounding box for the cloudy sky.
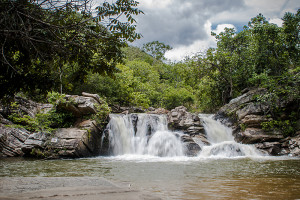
[130,0,299,61]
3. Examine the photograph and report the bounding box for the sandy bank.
[0,177,161,200]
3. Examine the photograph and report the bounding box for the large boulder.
[167,106,207,156]
[236,128,284,144]
[58,94,100,117]
[0,93,109,159]
[215,88,299,156]
[21,119,103,158]
[168,106,205,135]
[180,134,201,156]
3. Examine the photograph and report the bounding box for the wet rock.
[286,134,300,156]
[168,106,204,135]
[255,142,282,156]
[192,135,210,146]
[180,135,201,156]
[209,143,245,157]
[214,88,299,157]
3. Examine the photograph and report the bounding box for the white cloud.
[213,24,236,35]
[131,0,299,62]
[165,22,236,62]
[139,0,172,9]
[269,18,283,27]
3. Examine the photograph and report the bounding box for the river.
[1,114,299,199]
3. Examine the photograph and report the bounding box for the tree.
[142,41,172,61]
[0,0,143,99]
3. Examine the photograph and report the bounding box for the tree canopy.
[0,0,143,98]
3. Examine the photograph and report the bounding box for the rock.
[236,128,284,144]
[287,134,300,157]
[214,88,300,157]
[58,95,99,117]
[236,102,269,120]
[0,114,13,125]
[111,105,145,113]
[192,135,210,146]
[0,96,53,119]
[168,106,204,135]
[0,126,30,157]
[21,120,103,158]
[255,142,282,156]
[147,108,169,114]
[180,135,201,156]
[241,115,272,128]
[218,88,267,116]
[82,92,104,105]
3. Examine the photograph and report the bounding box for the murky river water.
[1,156,299,199]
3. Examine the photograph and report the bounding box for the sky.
[129,0,299,62]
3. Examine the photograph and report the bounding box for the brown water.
[1,156,300,199]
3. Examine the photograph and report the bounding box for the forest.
[0,1,299,126]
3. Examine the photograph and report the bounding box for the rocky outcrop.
[21,119,103,158]
[180,134,201,156]
[57,94,100,117]
[0,97,52,157]
[215,88,300,156]
[168,106,204,135]
[0,93,109,159]
[167,106,206,156]
[0,126,30,157]
[111,105,145,114]
[147,107,169,115]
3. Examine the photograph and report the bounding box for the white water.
[199,114,261,158]
[103,113,262,159]
[105,114,184,157]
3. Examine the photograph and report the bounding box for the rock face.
[110,105,145,114]
[0,96,51,157]
[167,106,206,156]
[215,88,300,156]
[168,106,204,135]
[0,126,30,157]
[0,93,108,159]
[57,94,101,117]
[21,119,103,158]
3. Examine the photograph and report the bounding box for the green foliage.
[187,10,299,112]
[8,103,75,133]
[92,99,111,126]
[0,0,143,99]
[142,41,172,61]
[2,8,299,119]
[47,92,66,106]
[240,123,247,132]
[162,87,195,110]
[262,120,296,137]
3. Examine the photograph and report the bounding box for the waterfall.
[198,114,261,157]
[103,114,184,157]
[102,113,262,159]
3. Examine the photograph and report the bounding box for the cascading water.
[198,114,261,157]
[103,114,184,157]
[102,113,262,159]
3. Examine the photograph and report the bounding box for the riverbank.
[0,177,160,200]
